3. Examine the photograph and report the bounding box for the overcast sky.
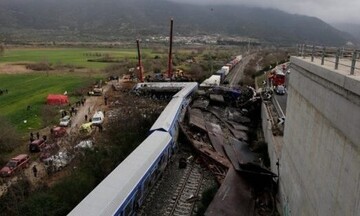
[170,0,360,24]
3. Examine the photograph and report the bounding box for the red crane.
[136,39,144,82]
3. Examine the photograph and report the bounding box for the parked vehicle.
[88,87,103,96]
[275,85,286,95]
[40,143,60,161]
[92,111,104,125]
[29,139,46,152]
[0,154,30,177]
[59,115,71,127]
[51,126,67,138]
[79,122,94,135]
[270,69,286,87]
[108,75,119,81]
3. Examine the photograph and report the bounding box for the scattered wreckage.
[43,150,74,174]
[180,86,278,215]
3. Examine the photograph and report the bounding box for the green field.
[0,48,157,69]
[0,47,161,133]
[0,73,94,132]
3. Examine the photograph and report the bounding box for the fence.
[297,44,360,75]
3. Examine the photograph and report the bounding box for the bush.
[26,62,53,71]
[41,105,58,127]
[0,178,31,215]
[0,116,21,152]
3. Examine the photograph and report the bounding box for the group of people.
[29,132,46,142]
[72,97,86,107]
[0,89,8,95]
[30,132,40,142]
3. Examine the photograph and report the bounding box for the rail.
[167,163,203,216]
[297,44,360,75]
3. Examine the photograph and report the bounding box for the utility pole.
[167,18,174,79]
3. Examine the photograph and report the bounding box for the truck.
[88,87,103,96]
[0,154,30,177]
[92,111,104,125]
[29,139,47,152]
[269,69,286,87]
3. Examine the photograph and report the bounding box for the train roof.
[150,97,184,133]
[173,82,198,98]
[68,131,172,216]
[133,82,194,90]
[200,75,221,87]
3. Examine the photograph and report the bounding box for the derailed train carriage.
[69,82,198,216]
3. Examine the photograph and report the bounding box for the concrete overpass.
[264,56,360,215]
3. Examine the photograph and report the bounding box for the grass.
[255,73,266,89]
[0,73,94,133]
[0,48,158,69]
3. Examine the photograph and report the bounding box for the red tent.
[46,94,69,105]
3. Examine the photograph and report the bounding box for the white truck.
[92,111,104,125]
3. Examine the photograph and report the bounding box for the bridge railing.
[297,44,360,75]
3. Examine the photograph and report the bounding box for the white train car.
[133,82,193,91]
[69,131,173,216]
[172,82,198,98]
[200,75,221,87]
[221,66,230,76]
[71,82,199,216]
[149,97,185,139]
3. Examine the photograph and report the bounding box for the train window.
[143,176,150,192]
[158,155,164,165]
[134,188,143,206]
[148,172,157,187]
[125,201,133,216]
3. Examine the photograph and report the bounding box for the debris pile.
[180,86,278,215]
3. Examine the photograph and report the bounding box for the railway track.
[166,162,203,216]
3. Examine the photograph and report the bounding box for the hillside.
[0,0,353,45]
[332,23,360,41]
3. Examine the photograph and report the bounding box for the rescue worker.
[32,165,38,178]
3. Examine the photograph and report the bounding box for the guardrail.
[297,44,360,75]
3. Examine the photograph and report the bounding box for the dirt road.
[0,81,113,197]
[69,82,112,134]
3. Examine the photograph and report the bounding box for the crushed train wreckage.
[132,82,278,215]
[180,85,278,215]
